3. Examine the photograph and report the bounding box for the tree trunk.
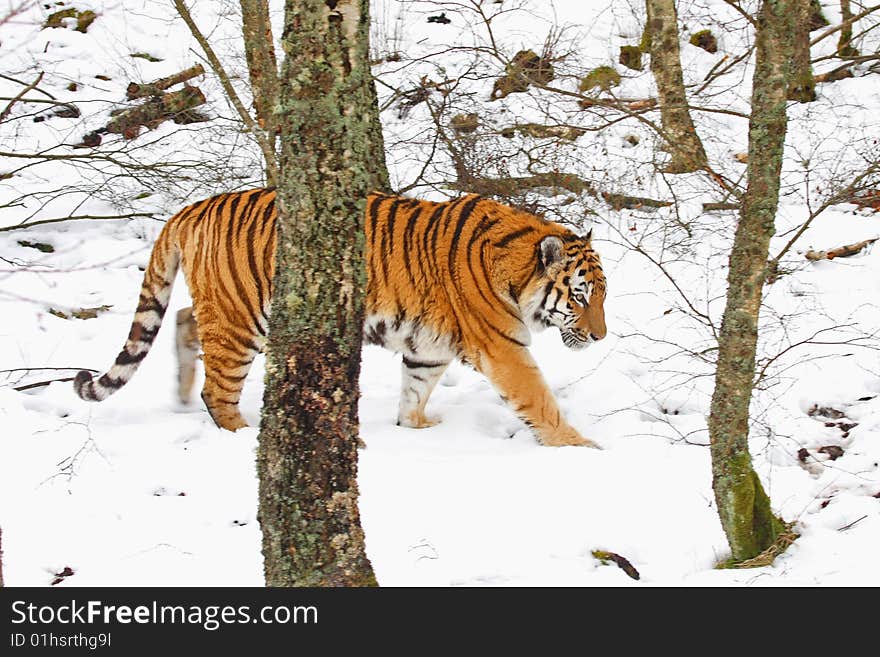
[787,0,817,102]
[257,0,388,587]
[645,0,708,173]
[837,0,858,57]
[239,0,280,181]
[708,0,792,563]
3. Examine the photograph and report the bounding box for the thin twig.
[838,515,868,532]
[172,0,278,183]
[0,71,44,122]
[810,4,880,46]
[13,376,77,392]
[0,212,157,233]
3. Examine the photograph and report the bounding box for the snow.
[1,0,879,587]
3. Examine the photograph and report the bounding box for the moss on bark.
[258,0,387,587]
[708,0,795,564]
[645,0,708,173]
[787,0,817,102]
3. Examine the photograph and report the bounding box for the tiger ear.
[538,236,564,272]
[584,228,593,241]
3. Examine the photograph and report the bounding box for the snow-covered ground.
[1,1,878,586]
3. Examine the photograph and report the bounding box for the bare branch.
[0,212,157,233]
[810,3,880,46]
[0,71,44,122]
[172,0,279,184]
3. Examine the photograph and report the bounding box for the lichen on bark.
[645,0,708,173]
[257,0,387,587]
[708,0,795,564]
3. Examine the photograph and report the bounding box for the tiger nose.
[590,332,605,341]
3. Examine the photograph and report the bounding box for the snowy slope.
[1,0,878,586]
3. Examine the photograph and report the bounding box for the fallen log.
[702,201,740,212]
[105,85,207,139]
[805,237,877,261]
[814,64,855,84]
[126,63,205,99]
[601,191,672,210]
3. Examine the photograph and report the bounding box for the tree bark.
[837,0,858,56]
[787,0,817,102]
[239,0,279,156]
[125,64,205,99]
[257,0,388,587]
[708,0,791,563]
[104,86,207,139]
[645,0,708,173]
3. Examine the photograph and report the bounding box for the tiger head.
[522,232,607,350]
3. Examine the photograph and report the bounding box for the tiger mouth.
[561,331,592,350]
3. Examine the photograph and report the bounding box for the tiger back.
[75,190,607,446]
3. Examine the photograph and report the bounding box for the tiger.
[74,189,607,447]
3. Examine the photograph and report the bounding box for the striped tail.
[74,224,181,402]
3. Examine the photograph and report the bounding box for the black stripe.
[447,195,483,273]
[495,226,534,248]
[97,374,127,389]
[486,322,529,347]
[115,349,148,366]
[222,198,264,336]
[422,203,447,279]
[402,356,447,369]
[205,378,242,395]
[246,199,266,327]
[367,195,384,242]
[380,198,405,282]
[136,294,165,314]
[477,244,521,319]
[128,323,159,343]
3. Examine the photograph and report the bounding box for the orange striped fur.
[75,190,607,446]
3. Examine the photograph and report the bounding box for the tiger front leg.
[397,357,450,429]
[175,306,200,404]
[479,347,599,448]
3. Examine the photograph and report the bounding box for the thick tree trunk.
[257,0,388,587]
[645,0,708,173]
[788,0,817,102]
[239,0,280,177]
[708,0,792,563]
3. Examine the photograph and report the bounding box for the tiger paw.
[540,428,600,448]
[397,411,440,429]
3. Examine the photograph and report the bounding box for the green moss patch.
[579,65,620,93]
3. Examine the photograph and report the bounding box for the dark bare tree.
[257,0,388,586]
[708,0,793,564]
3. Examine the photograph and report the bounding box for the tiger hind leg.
[397,356,450,429]
[175,306,200,405]
[197,324,259,432]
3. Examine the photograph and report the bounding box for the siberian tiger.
[75,190,607,447]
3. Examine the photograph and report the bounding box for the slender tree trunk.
[788,0,817,102]
[645,0,708,173]
[708,0,792,563]
[257,0,388,587]
[837,0,858,56]
[239,0,280,181]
